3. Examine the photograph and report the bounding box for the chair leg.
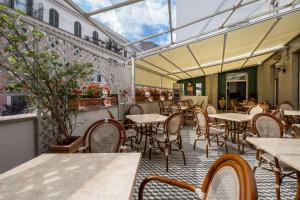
[143,135,148,157]
[205,138,209,158]
[148,138,152,160]
[179,137,186,166]
[165,145,169,172]
[253,150,261,174]
[193,139,198,150]
[274,158,282,200]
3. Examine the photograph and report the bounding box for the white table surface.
[0,153,141,200]
[126,113,168,124]
[164,105,189,110]
[284,110,300,116]
[247,138,300,171]
[209,113,253,123]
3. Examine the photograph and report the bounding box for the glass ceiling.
[72,0,298,51]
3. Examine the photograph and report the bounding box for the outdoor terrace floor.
[132,124,297,200]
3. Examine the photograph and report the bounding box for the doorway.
[227,82,247,101]
[226,72,248,109]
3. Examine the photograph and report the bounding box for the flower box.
[49,136,83,153]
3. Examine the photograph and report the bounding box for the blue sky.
[73,0,175,45]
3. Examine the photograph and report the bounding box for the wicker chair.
[127,104,144,115]
[81,119,126,153]
[278,101,294,110]
[186,99,193,106]
[168,103,181,115]
[107,109,138,151]
[149,112,185,172]
[193,109,226,158]
[247,105,265,115]
[252,113,295,200]
[138,154,258,200]
[158,100,168,115]
[205,104,225,129]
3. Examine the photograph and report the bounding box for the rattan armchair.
[80,119,126,153]
[107,109,138,151]
[168,102,181,115]
[205,104,225,129]
[247,105,265,115]
[149,112,185,172]
[158,100,168,115]
[278,101,294,110]
[193,109,226,158]
[138,154,258,200]
[252,113,295,200]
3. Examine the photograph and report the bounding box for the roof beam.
[220,33,227,72]
[87,0,144,16]
[135,64,178,81]
[186,46,206,76]
[167,0,174,44]
[240,17,281,69]
[165,45,286,75]
[159,53,193,78]
[141,59,183,80]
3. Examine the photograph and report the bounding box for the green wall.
[177,76,206,96]
[177,66,258,99]
[218,66,258,100]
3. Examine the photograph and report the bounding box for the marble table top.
[0,153,141,200]
[284,110,300,116]
[164,105,189,110]
[209,113,253,123]
[126,113,168,124]
[247,138,300,171]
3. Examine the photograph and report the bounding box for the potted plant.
[0,7,93,153]
[79,82,103,107]
[135,87,145,102]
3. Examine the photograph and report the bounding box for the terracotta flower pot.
[49,136,83,153]
[80,98,101,107]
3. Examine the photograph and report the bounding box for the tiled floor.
[132,124,297,200]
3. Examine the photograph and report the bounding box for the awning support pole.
[239,17,281,69]
[167,0,174,44]
[186,46,206,76]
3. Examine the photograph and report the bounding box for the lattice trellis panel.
[36,31,134,153]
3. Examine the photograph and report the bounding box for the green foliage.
[0,8,94,144]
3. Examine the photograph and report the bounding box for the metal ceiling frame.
[165,45,286,75]
[136,0,299,59]
[167,0,174,44]
[124,0,260,47]
[220,33,228,72]
[135,64,177,81]
[86,0,144,16]
[239,17,281,69]
[140,59,183,80]
[186,46,206,76]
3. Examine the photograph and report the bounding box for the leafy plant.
[0,6,93,144]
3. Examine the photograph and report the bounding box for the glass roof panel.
[72,0,300,52]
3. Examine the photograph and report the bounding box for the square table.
[284,110,300,116]
[126,113,168,125]
[126,114,168,156]
[247,138,300,199]
[209,113,254,154]
[0,153,141,200]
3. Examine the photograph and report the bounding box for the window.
[92,31,98,45]
[37,3,43,21]
[49,8,59,28]
[26,0,33,16]
[74,21,81,38]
